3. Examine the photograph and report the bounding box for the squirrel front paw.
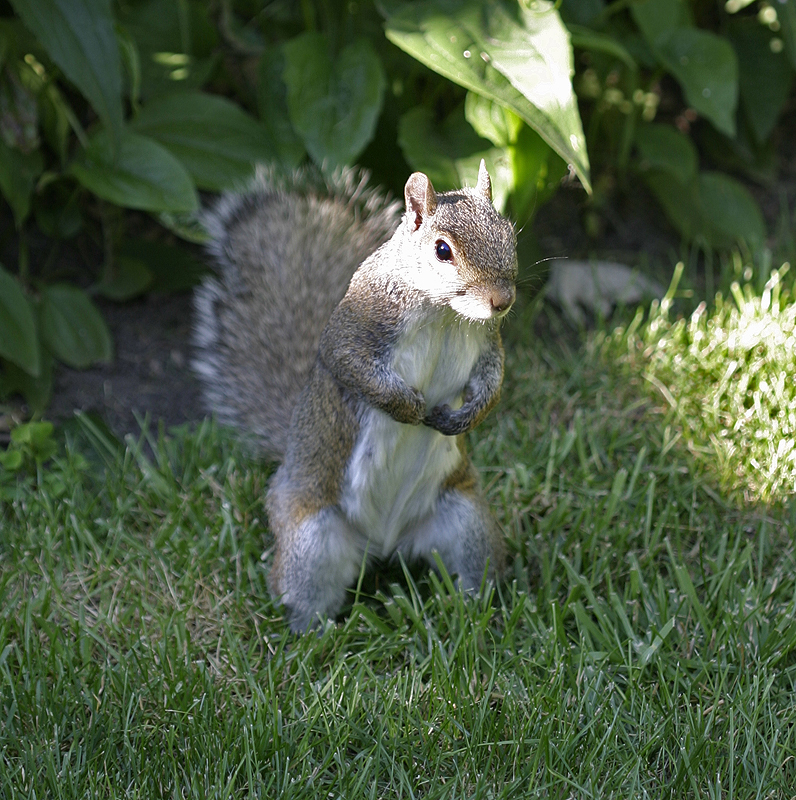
[390,386,426,425]
[424,404,473,436]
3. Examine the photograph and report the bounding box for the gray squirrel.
[193,161,517,631]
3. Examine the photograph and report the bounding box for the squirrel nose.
[489,284,516,315]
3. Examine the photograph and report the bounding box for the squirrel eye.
[435,240,453,262]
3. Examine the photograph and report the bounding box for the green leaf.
[38,82,72,166]
[398,105,512,211]
[39,285,113,369]
[399,106,479,188]
[11,420,56,463]
[34,180,83,239]
[117,25,142,110]
[0,348,52,412]
[729,18,793,144]
[70,128,198,213]
[95,256,153,301]
[635,123,697,185]
[0,138,43,227]
[630,0,692,47]
[156,211,210,244]
[697,171,765,247]
[119,0,218,60]
[0,449,24,472]
[464,91,522,148]
[257,47,306,169]
[509,123,564,223]
[630,0,738,135]
[117,0,219,99]
[118,239,208,292]
[0,67,39,152]
[10,0,123,150]
[566,25,639,74]
[0,264,39,376]
[558,0,606,28]
[657,28,738,137]
[384,0,590,192]
[465,91,564,222]
[644,169,765,248]
[779,0,796,70]
[131,91,277,191]
[644,171,700,243]
[283,32,386,168]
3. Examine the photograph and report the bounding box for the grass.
[603,260,796,503]
[2,277,796,798]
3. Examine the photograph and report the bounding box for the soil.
[47,292,204,437]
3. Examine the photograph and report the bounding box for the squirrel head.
[402,161,517,322]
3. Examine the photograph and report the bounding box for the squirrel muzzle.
[488,282,516,316]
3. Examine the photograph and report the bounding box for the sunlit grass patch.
[605,261,796,503]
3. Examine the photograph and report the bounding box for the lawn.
[2,270,796,798]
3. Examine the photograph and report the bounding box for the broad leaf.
[11,421,57,463]
[697,171,765,247]
[644,171,701,243]
[119,0,218,59]
[10,0,123,149]
[566,25,639,74]
[657,28,738,137]
[398,105,512,211]
[645,169,765,248]
[117,0,219,99]
[283,32,386,168]
[34,181,83,239]
[384,0,590,191]
[257,48,306,169]
[465,91,522,148]
[157,211,210,244]
[509,123,565,223]
[0,349,52,412]
[779,0,796,70]
[729,18,793,144]
[0,138,43,227]
[38,81,73,166]
[95,256,153,301]
[131,92,277,190]
[39,285,113,369]
[0,67,38,152]
[0,264,39,376]
[635,123,697,185]
[0,449,24,471]
[118,239,208,292]
[631,0,737,135]
[558,0,607,28]
[630,0,691,46]
[70,128,198,213]
[464,92,562,222]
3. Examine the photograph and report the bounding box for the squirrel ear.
[476,159,492,201]
[405,172,438,232]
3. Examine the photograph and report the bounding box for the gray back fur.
[193,165,401,459]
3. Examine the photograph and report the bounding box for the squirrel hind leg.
[269,507,366,633]
[398,487,506,592]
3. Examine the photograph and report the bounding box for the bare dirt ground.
[47,292,204,437]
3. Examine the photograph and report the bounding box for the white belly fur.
[340,311,486,556]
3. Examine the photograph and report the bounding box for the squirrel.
[193,161,517,631]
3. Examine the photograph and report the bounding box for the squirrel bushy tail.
[193,166,401,459]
